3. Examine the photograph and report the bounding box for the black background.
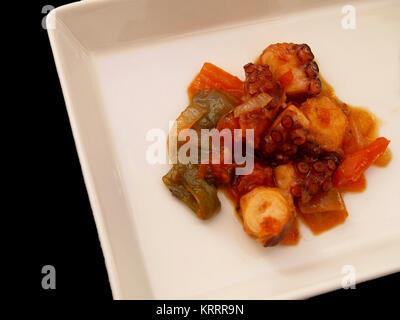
[35,0,399,303]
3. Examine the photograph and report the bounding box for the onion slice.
[168,103,207,143]
[233,93,272,118]
[168,103,207,160]
[172,103,208,135]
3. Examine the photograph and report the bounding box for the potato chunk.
[240,187,295,246]
[301,96,347,151]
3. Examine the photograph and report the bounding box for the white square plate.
[48,0,400,299]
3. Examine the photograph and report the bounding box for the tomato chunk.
[333,137,390,188]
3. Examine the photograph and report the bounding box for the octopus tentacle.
[312,161,325,173]
[322,179,333,192]
[296,44,314,63]
[243,63,283,108]
[261,104,310,163]
[305,61,319,78]
[291,128,307,145]
[290,186,302,197]
[326,159,337,171]
[274,148,342,203]
[308,78,322,95]
[281,143,298,156]
[281,115,294,129]
[296,161,310,174]
[271,130,284,143]
[259,43,322,99]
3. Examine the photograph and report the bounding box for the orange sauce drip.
[299,209,348,235]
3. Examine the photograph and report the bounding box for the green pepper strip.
[162,164,220,219]
[192,90,237,130]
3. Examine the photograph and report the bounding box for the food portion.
[241,187,295,246]
[333,137,390,188]
[259,43,321,98]
[162,163,221,220]
[301,96,347,152]
[163,42,391,247]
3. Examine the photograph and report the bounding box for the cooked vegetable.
[298,188,348,235]
[233,93,272,117]
[192,90,237,130]
[298,188,346,214]
[240,187,295,246]
[333,137,390,188]
[300,209,348,235]
[188,62,245,100]
[165,91,236,217]
[162,163,220,219]
[174,103,208,133]
[163,167,199,212]
[169,90,237,162]
[169,102,207,151]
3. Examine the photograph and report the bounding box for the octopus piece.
[259,43,321,99]
[295,152,341,203]
[260,104,310,163]
[233,63,286,148]
[240,186,295,246]
[243,63,284,109]
[237,108,274,148]
[274,149,342,203]
[300,96,348,152]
